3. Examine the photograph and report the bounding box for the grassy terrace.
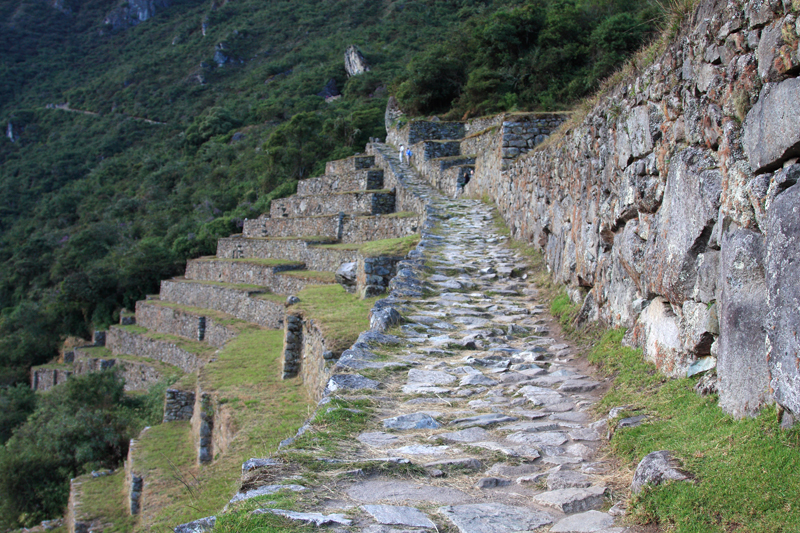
[132,328,311,532]
[116,325,218,360]
[314,234,421,258]
[278,270,336,283]
[141,300,259,331]
[77,472,137,533]
[169,279,287,304]
[293,285,377,353]
[488,199,800,533]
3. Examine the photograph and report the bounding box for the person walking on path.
[399,144,406,164]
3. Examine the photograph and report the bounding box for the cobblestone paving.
[219,148,630,533]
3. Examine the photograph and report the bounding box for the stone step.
[216,236,360,272]
[134,300,241,347]
[296,169,384,196]
[158,279,286,329]
[106,325,212,373]
[241,212,421,242]
[325,154,375,175]
[270,190,395,218]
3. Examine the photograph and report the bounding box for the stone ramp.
[214,155,628,532]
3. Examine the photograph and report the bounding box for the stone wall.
[357,255,404,298]
[73,349,166,391]
[296,169,384,195]
[281,313,303,379]
[191,387,235,465]
[270,190,395,218]
[164,388,196,422]
[136,301,238,348]
[409,140,461,167]
[185,258,298,288]
[125,433,144,515]
[417,156,476,196]
[461,0,800,419]
[159,280,285,328]
[299,318,334,402]
[387,119,466,147]
[216,236,359,271]
[106,326,203,373]
[242,212,421,243]
[30,366,72,391]
[325,154,374,175]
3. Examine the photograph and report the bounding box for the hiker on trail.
[399,144,405,163]
[406,148,412,163]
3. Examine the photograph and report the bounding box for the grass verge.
[131,328,312,532]
[292,284,377,353]
[78,471,138,533]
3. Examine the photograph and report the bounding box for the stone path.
[216,148,631,533]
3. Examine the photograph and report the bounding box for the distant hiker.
[406,148,412,163]
[399,144,405,163]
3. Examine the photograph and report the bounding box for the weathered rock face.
[461,0,800,418]
[104,0,170,30]
[344,45,370,77]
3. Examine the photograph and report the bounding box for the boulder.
[335,262,357,293]
[765,181,800,417]
[631,450,690,494]
[744,77,800,173]
[370,306,402,332]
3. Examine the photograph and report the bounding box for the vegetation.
[0,370,168,528]
[293,284,377,352]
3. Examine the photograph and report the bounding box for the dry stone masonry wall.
[106,326,203,373]
[458,0,800,420]
[270,190,395,218]
[242,212,421,243]
[135,300,237,347]
[296,169,384,195]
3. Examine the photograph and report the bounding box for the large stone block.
[744,77,800,173]
[645,147,721,304]
[631,297,687,378]
[765,181,800,416]
[718,229,770,417]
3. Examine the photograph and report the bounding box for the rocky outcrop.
[104,0,170,30]
[457,0,800,419]
[344,45,370,77]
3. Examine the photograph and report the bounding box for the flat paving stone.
[439,427,491,442]
[506,431,568,447]
[497,421,560,432]
[532,486,607,514]
[550,510,616,532]
[229,484,305,503]
[559,380,602,393]
[407,369,457,385]
[425,457,482,470]
[252,509,351,526]
[450,413,518,428]
[357,432,401,447]
[460,373,498,386]
[383,413,441,430]
[346,481,468,504]
[392,444,450,455]
[547,470,593,490]
[362,504,436,528]
[438,503,553,533]
[569,428,603,441]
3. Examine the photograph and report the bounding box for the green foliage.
[0,384,37,443]
[0,370,167,529]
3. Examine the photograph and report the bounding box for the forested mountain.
[0,0,658,526]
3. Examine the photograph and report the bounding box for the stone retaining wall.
[67,475,102,533]
[417,156,476,196]
[299,318,334,402]
[270,191,395,218]
[241,213,421,242]
[135,300,236,347]
[410,140,461,166]
[281,313,303,379]
[73,349,166,391]
[296,169,384,195]
[325,154,374,175]
[216,236,359,272]
[460,0,800,419]
[191,387,235,465]
[125,434,144,515]
[159,280,285,329]
[106,326,203,373]
[387,119,466,147]
[30,366,72,391]
[164,388,196,422]
[185,258,298,288]
[357,255,404,298]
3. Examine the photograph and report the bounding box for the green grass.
[293,285,377,353]
[590,329,800,533]
[74,345,114,357]
[287,398,374,455]
[314,234,420,258]
[278,270,336,283]
[78,472,138,533]
[132,328,312,532]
